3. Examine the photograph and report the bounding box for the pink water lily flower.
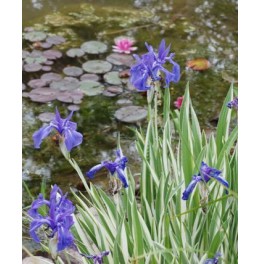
[112,36,137,54]
[174,96,184,109]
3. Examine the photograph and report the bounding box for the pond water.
[22,0,238,241]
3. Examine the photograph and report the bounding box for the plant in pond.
[86,149,129,188]
[227,96,238,109]
[33,108,83,152]
[28,184,75,258]
[174,95,183,109]
[182,161,229,201]
[130,39,180,91]
[112,36,137,54]
[80,250,110,263]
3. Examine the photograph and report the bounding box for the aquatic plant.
[112,36,137,54]
[182,161,229,200]
[86,149,129,188]
[130,39,180,90]
[33,107,83,151]
[28,184,75,252]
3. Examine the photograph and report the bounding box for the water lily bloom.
[204,252,222,264]
[80,251,110,264]
[227,97,238,109]
[130,39,180,91]
[174,96,184,109]
[86,149,128,188]
[28,185,75,251]
[33,108,83,151]
[182,162,229,200]
[112,36,137,54]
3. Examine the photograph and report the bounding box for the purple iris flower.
[28,184,75,251]
[204,252,222,264]
[33,108,83,152]
[86,149,128,188]
[227,97,238,109]
[130,39,180,91]
[80,251,110,264]
[182,162,229,200]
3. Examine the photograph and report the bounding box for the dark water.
[22,0,237,208]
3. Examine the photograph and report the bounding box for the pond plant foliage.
[24,40,238,264]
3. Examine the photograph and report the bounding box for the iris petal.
[116,167,128,188]
[33,125,53,149]
[86,163,105,178]
[182,176,202,200]
[63,129,83,152]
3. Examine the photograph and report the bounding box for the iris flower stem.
[153,82,159,149]
[59,143,91,193]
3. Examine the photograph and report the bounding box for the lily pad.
[106,53,134,67]
[79,80,105,96]
[116,99,133,106]
[40,73,62,83]
[42,66,52,71]
[24,31,47,42]
[107,86,123,94]
[82,60,112,74]
[67,105,80,111]
[29,88,58,102]
[66,48,85,58]
[50,79,80,91]
[46,35,66,45]
[56,90,84,103]
[63,66,83,77]
[24,51,47,64]
[80,73,100,81]
[22,50,30,59]
[38,112,55,122]
[114,106,147,123]
[40,42,53,49]
[23,256,54,264]
[81,41,108,54]
[103,90,117,97]
[23,63,42,72]
[22,83,26,90]
[186,58,211,71]
[43,50,63,60]
[103,71,122,85]
[44,60,54,65]
[28,79,48,89]
[119,69,130,78]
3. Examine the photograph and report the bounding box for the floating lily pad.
[41,72,62,83]
[66,48,85,58]
[38,112,55,122]
[103,90,117,97]
[106,53,134,67]
[63,66,83,77]
[114,106,147,123]
[22,83,26,90]
[40,42,53,49]
[80,73,100,81]
[103,71,122,85]
[46,35,66,45]
[22,50,30,59]
[29,88,58,102]
[28,79,47,89]
[67,105,80,111]
[24,31,47,42]
[50,79,80,91]
[22,92,30,98]
[24,51,47,64]
[56,90,84,103]
[82,60,112,74]
[43,50,63,60]
[79,80,105,96]
[107,86,123,94]
[186,58,211,71]
[116,99,133,106]
[44,60,54,65]
[126,80,136,91]
[23,63,42,72]
[42,66,52,71]
[81,41,108,54]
